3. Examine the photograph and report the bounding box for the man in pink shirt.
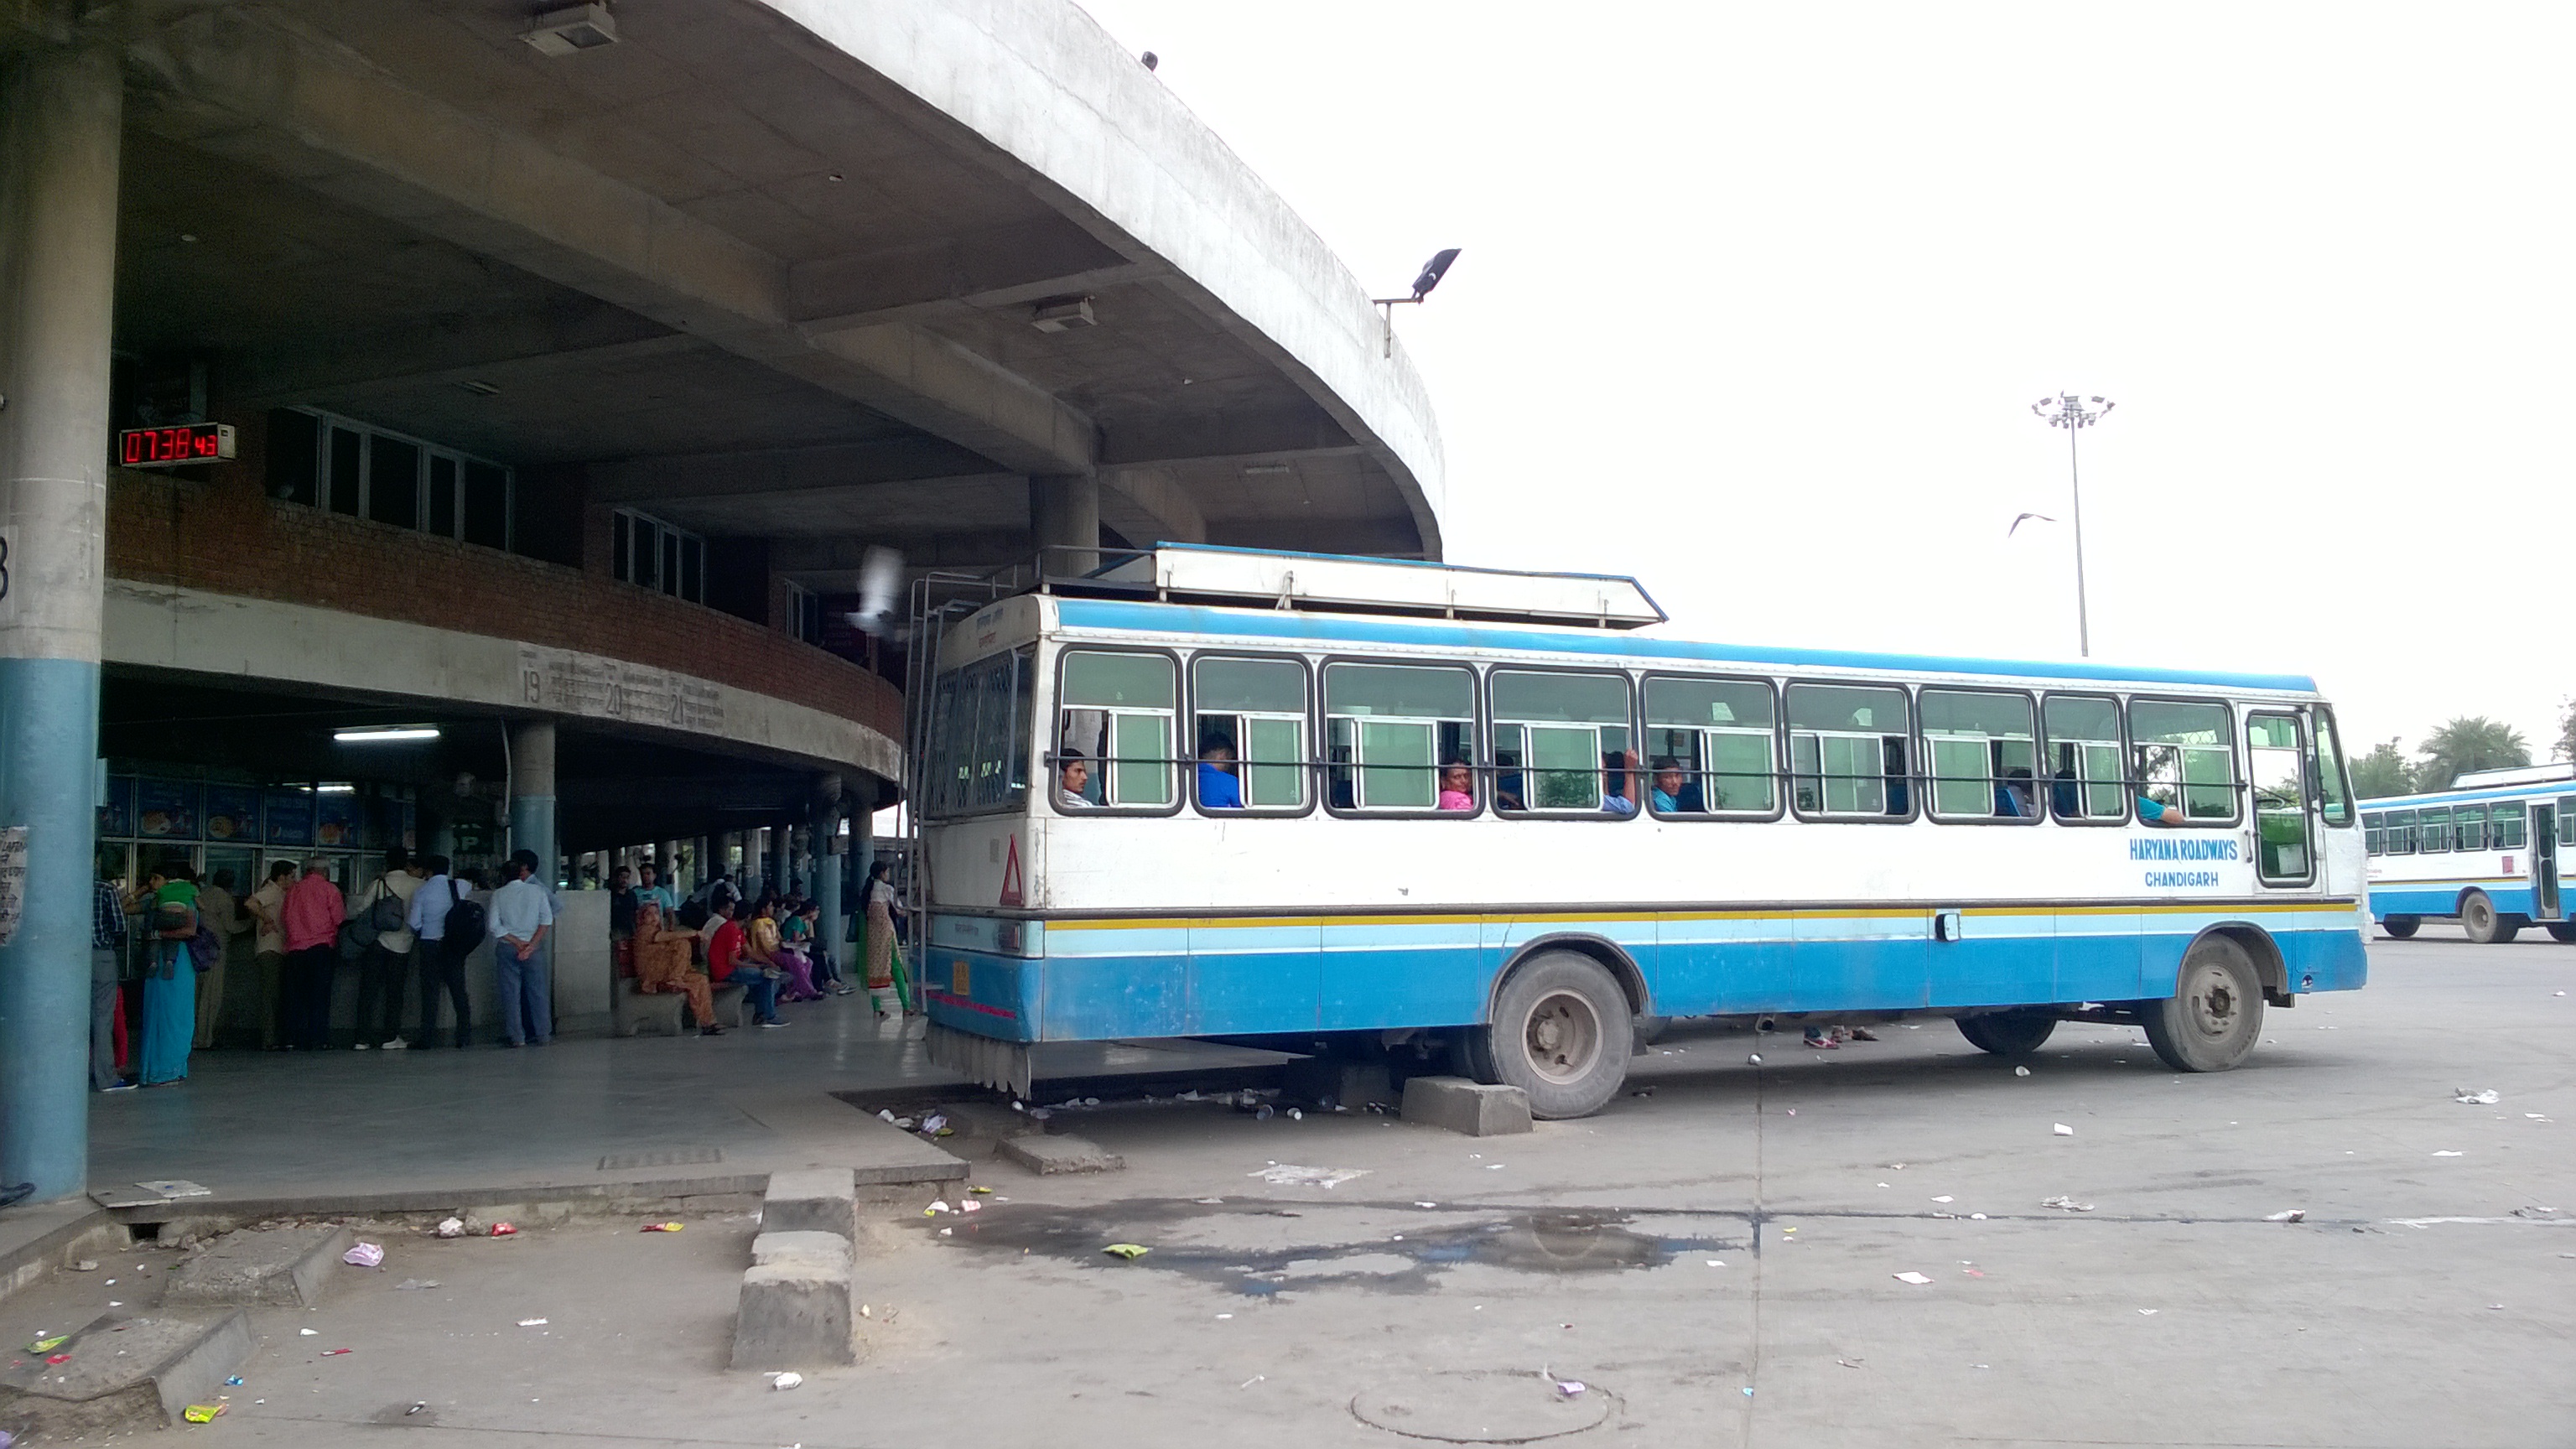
[280,857,345,1050]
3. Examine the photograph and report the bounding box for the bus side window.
[2454,803,2487,853]
[1057,650,1176,809]
[1920,688,2038,822]
[2386,808,2416,854]
[2491,802,2527,849]
[2562,797,2576,849]
[2362,812,2384,854]
[1642,676,1777,817]
[1786,683,1913,819]
[1322,662,1475,813]
[2131,699,2237,824]
[2416,806,2449,854]
[1192,655,1309,812]
[2042,694,2126,822]
[1490,669,1633,816]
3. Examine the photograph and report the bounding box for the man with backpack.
[405,854,483,1048]
[349,848,427,1051]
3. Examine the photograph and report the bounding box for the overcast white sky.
[1072,0,2576,764]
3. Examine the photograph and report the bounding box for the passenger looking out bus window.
[1197,735,1244,808]
[1650,757,1704,813]
[1324,662,1474,811]
[1055,750,1093,811]
[2131,699,2238,824]
[1437,762,1476,812]
[1997,768,2037,818]
[2137,794,2184,827]
[1490,669,1633,815]
[1057,650,1176,808]
[1921,689,2037,823]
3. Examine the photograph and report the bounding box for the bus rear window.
[926,647,1034,818]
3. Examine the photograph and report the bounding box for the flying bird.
[2007,512,2057,537]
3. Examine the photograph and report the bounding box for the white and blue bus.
[2360,765,2576,943]
[913,546,2369,1117]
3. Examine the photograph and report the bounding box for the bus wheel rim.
[1523,990,1602,1083]
[2186,963,2238,1040]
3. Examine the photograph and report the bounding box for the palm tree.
[2414,717,2530,790]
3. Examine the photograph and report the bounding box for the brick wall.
[106,470,904,745]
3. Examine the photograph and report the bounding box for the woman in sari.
[631,902,723,1035]
[140,867,200,1085]
[863,861,899,1018]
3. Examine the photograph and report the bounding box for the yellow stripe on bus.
[1044,900,2359,932]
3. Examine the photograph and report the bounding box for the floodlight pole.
[2031,393,2115,657]
[1369,297,1417,359]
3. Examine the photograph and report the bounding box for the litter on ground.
[1555,1380,1587,1397]
[771,1372,802,1389]
[1249,1165,1369,1188]
[2040,1196,2096,1213]
[1893,1271,1934,1285]
[342,1242,384,1268]
[1103,1244,1150,1259]
[435,1218,464,1238]
[641,1222,683,1233]
[2455,1088,2502,1105]
[2053,1123,2075,1136]
[2262,1209,2307,1223]
[517,1319,548,1327]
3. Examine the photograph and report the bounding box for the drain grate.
[597,1147,723,1171]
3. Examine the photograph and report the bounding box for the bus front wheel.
[2381,917,2419,939]
[1478,951,1633,1119]
[1957,1010,2057,1057]
[2461,891,2518,943]
[2142,936,2265,1072]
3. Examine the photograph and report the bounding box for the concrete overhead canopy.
[78,0,1446,572]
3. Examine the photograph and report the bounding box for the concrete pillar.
[0,46,122,1205]
[508,719,557,883]
[1029,474,1099,576]
[813,776,844,972]
[771,817,794,897]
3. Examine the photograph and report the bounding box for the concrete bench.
[709,981,747,1027]
[613,979,687,1037]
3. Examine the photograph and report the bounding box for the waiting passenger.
[1996,767,2037,818]
[631,901,722,1035]
[1437,761,1476,812]
[1198,734,1245,808]
[1056,748,1092,810]
[1602,750,1641,817]
[1649,757,1705,813]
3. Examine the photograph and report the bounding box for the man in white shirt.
[489,849,556,1047]
[351,848,428,1051]
[404,854,471,1048]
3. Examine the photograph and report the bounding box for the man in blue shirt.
[1197,734,1244,809]
[93,866,132,1092]
[633,862,678,914]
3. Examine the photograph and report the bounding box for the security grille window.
[2043,694,2127,822]
[2491,802,2528,849]
[1489,670,1635,814]
[2363,812,2385,855]
[1057,651,1176,809]
[2246,714,2313,882]
[2453,803,2488,853]
[2311,708,2354,827]
[1323,662,1474,812]
[1643,677,1776,816]
[2130,699,2238,824]
[1192,656,1309,811]
[2416,806,2450,854]
[1921,689,2038,822]
[787,584,823,646]
[610,508,707,606]
[1787,683,1912,818]
[2386,808,2418,854]
[266,408,512,553]
[924,648,1035,818]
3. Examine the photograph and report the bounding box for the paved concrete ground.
[8,932,2573,1446]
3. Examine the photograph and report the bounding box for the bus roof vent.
[2448,761,2576,789]
[1083,544,1666,629]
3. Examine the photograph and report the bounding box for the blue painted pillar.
[0,45,121,1205]
[812,775,843,967]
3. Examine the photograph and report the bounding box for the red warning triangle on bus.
[998,834,1024,908]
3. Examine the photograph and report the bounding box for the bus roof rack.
[2447,761,2576,789]
[1058,543,1667,629]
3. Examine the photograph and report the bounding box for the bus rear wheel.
[2142,935,2265,1072]
[2381,917,2419,939]
[2461,891,2518,943]
[2547,922,2576,943]
[1956,1010,2057,1057]
[1479,951,1633,1119]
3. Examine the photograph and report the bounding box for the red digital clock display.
[119,423,235,468]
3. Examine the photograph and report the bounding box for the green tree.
[2558,698,2576,763]
[2413,717,2530,791]
[2348,737,2414,799]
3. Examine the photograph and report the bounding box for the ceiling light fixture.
[519,3,618,55]
[334,725,442,744]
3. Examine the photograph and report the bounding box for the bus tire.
[1956,1010,2056,1057]
[2381,917,2419,939]
[2547,922,2576,943]
[2142,935,2265,1072]
[1486,951,1632,1119]
[1633,1013,1672,1049]
[2460,891,2513,944]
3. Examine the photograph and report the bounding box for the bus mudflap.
[927,1023,1034,1100]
